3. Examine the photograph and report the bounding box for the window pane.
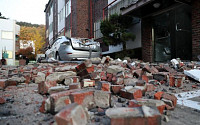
[2,31,13,40]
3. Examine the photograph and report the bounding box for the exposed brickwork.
[192,0,200,60]
[141,18,153,62]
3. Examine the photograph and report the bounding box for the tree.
[33,26,45,55]
[100,14,135,54]
[16,47,35,60]
[19,25,45,56]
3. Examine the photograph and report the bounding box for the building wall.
[0,19,18,65]
[192,0,200,60]
[141,18,153,62]
[76,0,89,38]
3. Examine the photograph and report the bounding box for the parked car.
[45,36,101,61]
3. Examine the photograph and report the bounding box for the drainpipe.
[90,0,93,38]
[103,0,117,20]
[70,4,72,37]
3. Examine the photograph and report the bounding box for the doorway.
[153,4,192,62]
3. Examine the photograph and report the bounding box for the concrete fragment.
[94,90,111,108]
[82,79,95,87]
[48,86,68,94]
[184,69,200,82]
[106,106,161,125]
[129,98,166,114]
[107,65,125,74]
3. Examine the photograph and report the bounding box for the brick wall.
[141,18,153,62]
[93,0,107,22]
[192,0,200,60]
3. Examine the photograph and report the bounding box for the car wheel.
[56,52,61,61]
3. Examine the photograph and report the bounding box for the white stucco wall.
[0,19,18,65]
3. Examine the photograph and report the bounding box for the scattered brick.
[55,103,88,125]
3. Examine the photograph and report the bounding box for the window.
[94,21,103,39]
[49,23,53,34]
[1,31,13,40]
[66,0,71,17]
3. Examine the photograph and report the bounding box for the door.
[175,4,192,60]
[153,4,192,62]
[153,12,171,62]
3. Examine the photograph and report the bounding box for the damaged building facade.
[44,0,200,62]
[44,0,108,46]
[44,0,142,58]
[121,0,200,62]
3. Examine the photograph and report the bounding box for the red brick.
[76,63,86,72]
[154,92,164,100]
[142,74,153,83]
[69,83,81,90]
[0,79,7,89]
[0,97,6,104]
[38,81,57,94]
[120,88,142,99]
[50,90,79,113]
[106,107,161,125]
[107,73,113,82]
[146,83,155,92]
[133,69,143,78]
[70,90,94,106]
[128,99,166,114]
[100,71,107,81]
[101,82,111,92]
[161,93,177,107]
[55,103,87,125]
[39,99,46,113]
[169,75,175,87]
[6,80,17,86]
[111,85,124,94]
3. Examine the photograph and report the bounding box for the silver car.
[45,36,101,61]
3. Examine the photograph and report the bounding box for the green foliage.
[100,14,135,50]
[16,21,40,27]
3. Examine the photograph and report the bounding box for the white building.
[0,18,20,65]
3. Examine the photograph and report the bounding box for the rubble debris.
[184,69,200,82]
[0,56,200,125]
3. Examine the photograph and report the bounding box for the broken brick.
[120,87,142,99]
[0,97,6,104]
[111,85,124,94]
[129,98,166,114]
[161,93,177,107]
[69,83,81,90]
[146,83,155,92]
[55,103,88,125]
[154,92,164,100]
[0,79,7,89]
[70,90,94,109]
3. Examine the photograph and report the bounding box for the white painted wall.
[0,19,19,65]
[48,3,54,42]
